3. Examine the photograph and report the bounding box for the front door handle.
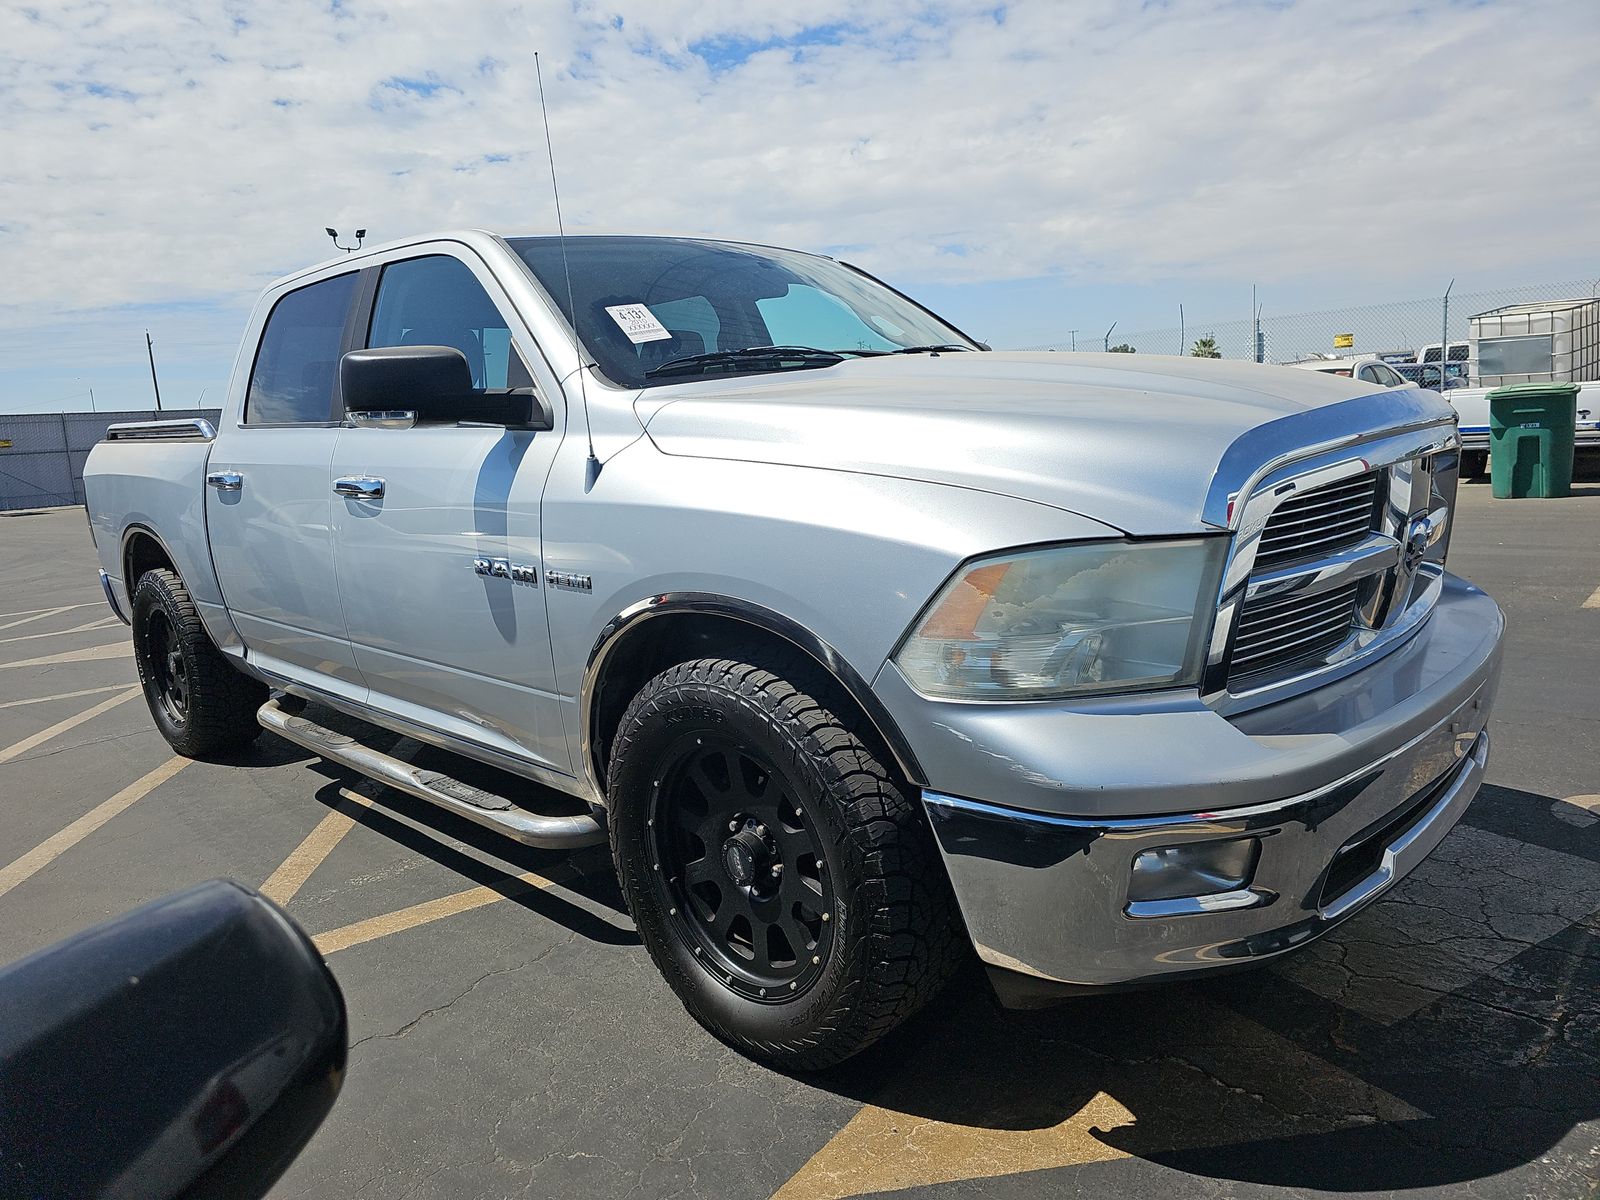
[206,471,243,492]
[334,476,385,500]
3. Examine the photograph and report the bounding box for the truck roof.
[269,229,807,292]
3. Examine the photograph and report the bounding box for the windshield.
[509,236,977,388]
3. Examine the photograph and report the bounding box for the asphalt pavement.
[0,462,1596,1200]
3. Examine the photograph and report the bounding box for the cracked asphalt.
[0,460,1596,1199]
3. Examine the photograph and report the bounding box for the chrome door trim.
[333,476,385,500]
[205,471,244,492]
[105,418,217,443]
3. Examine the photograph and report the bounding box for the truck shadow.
[810,814,1597,1191]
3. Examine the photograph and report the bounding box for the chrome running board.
[257,696,606,850]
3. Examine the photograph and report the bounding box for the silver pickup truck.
[84,231,1504,1069]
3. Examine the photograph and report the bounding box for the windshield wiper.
[644,345,844,379]
[885,344,974,355]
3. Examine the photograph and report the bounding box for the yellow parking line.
[0,643,134,670]
[772,997,1422,1198]
[0,606,75,633]
[772,1093,1136,1200]
[0,686,143,766]
[0,684,133,711]
[260,789,374,905]
[0,756,189,899]
[0,617,120,646]
[313,870,562,956]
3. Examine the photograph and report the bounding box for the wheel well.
[589,613,912,792]
[123,529,176,589]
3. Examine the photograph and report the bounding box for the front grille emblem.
[1402,515,1431,573]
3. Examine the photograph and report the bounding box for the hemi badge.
[546,570,593,592]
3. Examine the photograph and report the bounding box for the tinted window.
[368,255,530,390]
[246,273,358,424]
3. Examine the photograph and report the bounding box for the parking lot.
[1,468,1596,1200]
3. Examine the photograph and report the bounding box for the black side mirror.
[0,881,346,1200]
[340,346,553,430]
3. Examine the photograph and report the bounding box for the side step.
[257,697,606,850]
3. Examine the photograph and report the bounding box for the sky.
[1,0,1596,413]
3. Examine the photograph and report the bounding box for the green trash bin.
[1488,381,1579,498]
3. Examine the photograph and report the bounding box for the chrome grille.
[1226,470,1385,685]
[1252,471,1381,571]
[1228,582,1361,683]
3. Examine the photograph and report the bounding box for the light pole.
[1067,329,1078,352]
[326,227,367,253]
[1103,322,1117,353]
[1442,279,1454,383]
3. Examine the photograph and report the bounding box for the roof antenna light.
[326,227,366,253]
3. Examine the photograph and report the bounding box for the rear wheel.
[608,653,963,1070]
[1460,449,1488,479]
[131,569,266,757]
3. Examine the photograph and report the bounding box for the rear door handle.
[334,476,385,500]
[205,471,243,492]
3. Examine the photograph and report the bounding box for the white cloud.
[1,0,1596,402]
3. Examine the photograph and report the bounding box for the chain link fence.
[1024,280,1600,366]
[0,409,219,512]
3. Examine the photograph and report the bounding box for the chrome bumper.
[98,569,130,627]
[920,578,1502,997]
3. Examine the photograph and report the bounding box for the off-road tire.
[608,651,963,1070]
[131,568,266,758]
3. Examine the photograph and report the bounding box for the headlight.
[894,539,1225,700]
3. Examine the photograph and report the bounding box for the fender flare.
[580,591,927,801]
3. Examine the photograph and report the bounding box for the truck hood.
[638,352,1450,535]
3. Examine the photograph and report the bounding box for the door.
[330,251,570,773]
[206,269,367,701]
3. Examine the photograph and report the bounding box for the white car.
[1287,357,1412,388]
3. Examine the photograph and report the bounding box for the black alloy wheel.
[650,734,834,1002]
[608,651,964,1070]
[130,568,266,758]
[143,606,190,725]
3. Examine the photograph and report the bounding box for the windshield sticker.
[605,303,672,345]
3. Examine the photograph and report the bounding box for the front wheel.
[608,654,963,1070]
[131,568,267,758]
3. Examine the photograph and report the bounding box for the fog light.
[1128,838,1260,903]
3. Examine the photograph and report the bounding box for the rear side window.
[246,273,358,424]
[367,255,531,389]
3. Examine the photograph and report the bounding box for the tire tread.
[609,645,964,1070]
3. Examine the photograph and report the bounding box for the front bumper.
[911,573,1503,998]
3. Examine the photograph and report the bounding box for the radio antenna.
[534,51,599,485]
